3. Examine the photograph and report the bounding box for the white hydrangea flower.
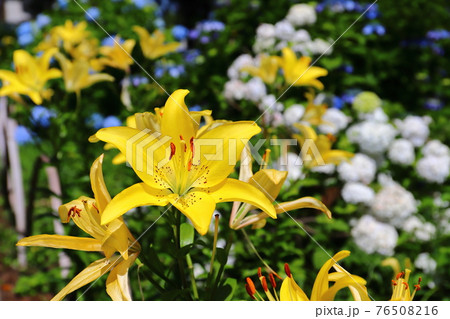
[441,208,450,235]
[224,79,247,100]
[274,20,295,41]
[310,164,335,174]
[245,77,267,102]
[341,182,375,205]
[371,181,417,227]
[318,108,351,135]
[283,104,305,126]
[292,29,311,43]
[422,140,450,157]
[416,155,450,184]
[357,107,388,123]
[388,138,415,165]
[253,37,276,54]
[305,38,332,55]
[346,121,397,154]
[256,23,276,39]
[394,115,431,147]
[259,94,284,113]
[337,153,377,184]
[415,253,437,274]
[286,4,317,26]
[351,215,398,256]
[276,152,304,182]
[402,216,436,241]
[227,54,255,80]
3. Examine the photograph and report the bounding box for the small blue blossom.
[374,24,385,36]
[365,3,379,19]
[131,75,149,87]
[15,126,34,145]
[424,98,444,111]
[36,14,51,28]
[199,20,225,33]
[57,0,68,9]
[103,116,122,128]
[332,96,344,109]
[85,7,100,22]
[342,64,354,74]
[168,65,185,78]
[431,43,444,56]
[87,113,105,130]
[200,36,210,44]
[154,66,165,78]
[362,24,374,35]
[17,21,33,36]
[426,29,450,41]
[18,34,34,46]
[132,0,154,9]
[30,106,56,128]
[189,105,202,112]
[184,49,201,64]
[188,29,200,40]
[172,25,189,41]
[154,18,166,29]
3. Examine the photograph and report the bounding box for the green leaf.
[180,223,194,248]
[215,277,237,301]
[216,247,228,266]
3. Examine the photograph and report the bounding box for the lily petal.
[320,276,368,301]
[280,276,309,301]
[90,154,111,213]
[275,196,332,219]
[106,252,138,301]
[51,256,119,301]
[208,178,277,219]
[101,183,173,225]
[17,234,102,252]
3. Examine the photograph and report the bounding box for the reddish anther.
[284,263,291,277]
[257,267,262,278]
[261,276,268,292]
[396,271,404,280]
[392,280,397,286]
[169,143,176,160]
[402,282,409,290]
[190,137,194,158]
[246,277,256,295]
[68,206,82,218]
[269,273,277,289]
[245,284,256,299]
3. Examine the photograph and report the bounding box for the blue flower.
[57,0,68,9]
[424,98,443,111]
[426,29,450,41]
[332,96,344,109]
[18,33,34,46]
[30,106,56,128]
[189,105,202,112]
[85,7,100,22]
[172,25,189,41]
[17,21,33,36]
[365,3,379,19]
[342,64,354,74]
[154,66,165,78]
[168,65,185,78]
[374,25,385,36]
[184,49,200,63]
[15,125,34,145]
[102,116,122,128]
[199,20,225,33]
[101,36,124,47]
[132,0,154,9]
[36,14,51,28]
[87,113,105,130]
[200,36,210,44]
[154,18,166,29]
[362,24,374,35]
[188,29,200,40]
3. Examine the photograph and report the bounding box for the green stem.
[186,254,199,300]
[241,229,279,276]
[209,214,220,277]
[173,209,188,291]
[210,232,234,300]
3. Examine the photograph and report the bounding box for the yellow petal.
[238,144,253,183]
[319,276,368,301]
[51,256,119,301]
[280,276,309,301]
[106,252,138,301]
[17,234,102,251]
[249,169,287,202]
[101,183,173,225]
[170,191,216,236]
[102,218,130,260]
[322,150,354,165]
[275,196,332,219]
[189,121,261,189]
[90,154,111,213]
[310,250,350,300]
[208,178,277,219]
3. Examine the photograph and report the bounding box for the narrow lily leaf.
[17,234,102,252]
[180,223,195,248]
[51,256,120,301]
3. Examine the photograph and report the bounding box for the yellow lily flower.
[278,47,328,90]
[54,52,114,94]
[0,48,61,104]
[133,26,180,60]
[91,89,277,235]
[301,90,328,126]
[103,108,213,165]
[388,269,422,301]
[241,55,279,84]
[68,38,100,62]
[52,20,91,52]
[247,251,371,301]
[293,123,353,168]
[230,147,331,229]
[95,37,136,72]
[17,155,140,301]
